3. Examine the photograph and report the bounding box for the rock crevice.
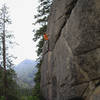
[41,0,100,100]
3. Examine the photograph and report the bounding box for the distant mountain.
[14,59,37,88]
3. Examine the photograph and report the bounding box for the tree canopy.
[32,0,52,100]
[0,4,18,100]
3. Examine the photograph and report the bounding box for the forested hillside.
[14,59,37,88]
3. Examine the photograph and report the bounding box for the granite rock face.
[41,0,100,100]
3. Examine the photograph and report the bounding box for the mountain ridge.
[14,59,37,88]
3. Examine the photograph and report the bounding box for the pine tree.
[33,0,52,99]
[0,4,10,99]
[33,0,52,57]
[0,4,15,68]
[0,4,18,100]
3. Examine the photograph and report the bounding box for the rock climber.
[43,33,49,52]
[43,33,49,41]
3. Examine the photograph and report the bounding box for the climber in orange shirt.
[43,33,49,52]
[43,33,48,40]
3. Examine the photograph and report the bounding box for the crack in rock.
[54,0,78,47]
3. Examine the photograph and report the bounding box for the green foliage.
[19,95,36,100]
[27,96,33,100]
[32,96,39,100]
[0,96,5,100]
[0,4,19,100]
[0,68,20,100]
[32,60,45,100]
[33,0,52,57]
[32,0,52,99]
[20,96,27,100]
[34,0,52,22]
[36,38,44,57]
[34,67,40,83]
[0,4,16,68]
[33,25,47,41]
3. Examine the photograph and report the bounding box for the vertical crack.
[55,0,78,44]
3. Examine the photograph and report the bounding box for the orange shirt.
[43,34,48,40]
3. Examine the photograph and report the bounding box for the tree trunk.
[2,10,7,100]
